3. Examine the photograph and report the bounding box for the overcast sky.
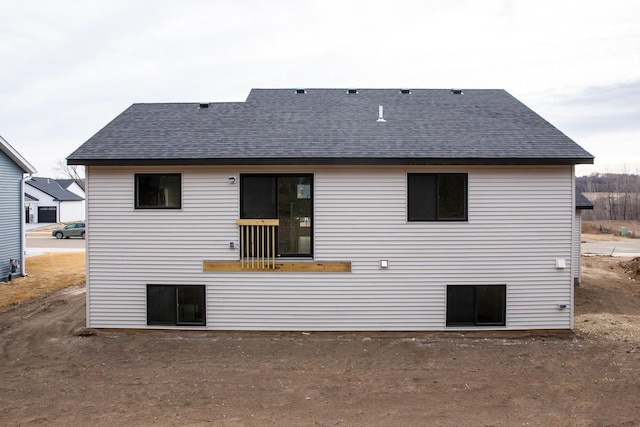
[2,0,639,177]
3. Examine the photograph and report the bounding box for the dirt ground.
[582,220,640,239]
[1,252,639,425]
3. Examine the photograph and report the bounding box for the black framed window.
[446,285,506,326]
[147,285,205,326]
[135,173,182,209]
[408,173,467,221]
[240,174,313,257]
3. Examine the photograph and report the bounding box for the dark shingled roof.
[26,177,84,201]
[576,192,594,210]
[68,88,594,166]
[56,178,85,191]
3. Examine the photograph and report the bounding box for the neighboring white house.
[57,178,85,199]
[25,177,85,223]
[67,88,594,331]
[56,178,86,220]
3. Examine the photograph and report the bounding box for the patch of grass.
[0,252,85,308]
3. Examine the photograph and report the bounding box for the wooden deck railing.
[236,219,279,270]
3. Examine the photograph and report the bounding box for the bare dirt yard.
[582,220,640,240]
[1,248,639,426]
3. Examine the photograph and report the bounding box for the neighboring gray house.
[68,88,594,331]
[25,177,85,223]
[1,135,36,281]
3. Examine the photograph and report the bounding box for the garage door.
[38,206,57,223]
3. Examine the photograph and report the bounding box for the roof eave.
[576,204,594,210]
[0,135,37,174]
[68,156,595,167]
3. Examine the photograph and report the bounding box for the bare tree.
[52,159,84,182]
[580,169,640,221]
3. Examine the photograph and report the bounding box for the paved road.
[26,236,85,257]
[581,240,640,257]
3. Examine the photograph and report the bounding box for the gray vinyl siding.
[85,165,574,330]
[0,152,24,280]
[573,210,582,284]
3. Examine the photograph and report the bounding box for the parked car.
[52,222,85,239]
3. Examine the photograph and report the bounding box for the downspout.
[84,167,90,328]
[20,173,32,277]
[570,166,576,330]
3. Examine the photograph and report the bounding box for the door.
[240,174,313,256]
[38,206,57,223]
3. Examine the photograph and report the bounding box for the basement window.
[135,173,182,209]
[147,285,206,326]
[446,285,506,327]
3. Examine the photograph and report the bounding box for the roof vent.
[400,89,411,94]
[295,89,306,94]
[450,89,464,95]
[198,103,209,108]
[347,89,358,94]
[377,105,386,122]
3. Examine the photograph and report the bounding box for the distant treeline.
[577,173,640,220]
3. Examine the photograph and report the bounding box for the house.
[67,88,594,331]
[573,192,594,285]
[1,134,36,281]
[25,177,85,223]
[57,178,85,199]
[55,178,86,220]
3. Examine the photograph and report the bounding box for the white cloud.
[1,0,639,176]
[521,81,640,174]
